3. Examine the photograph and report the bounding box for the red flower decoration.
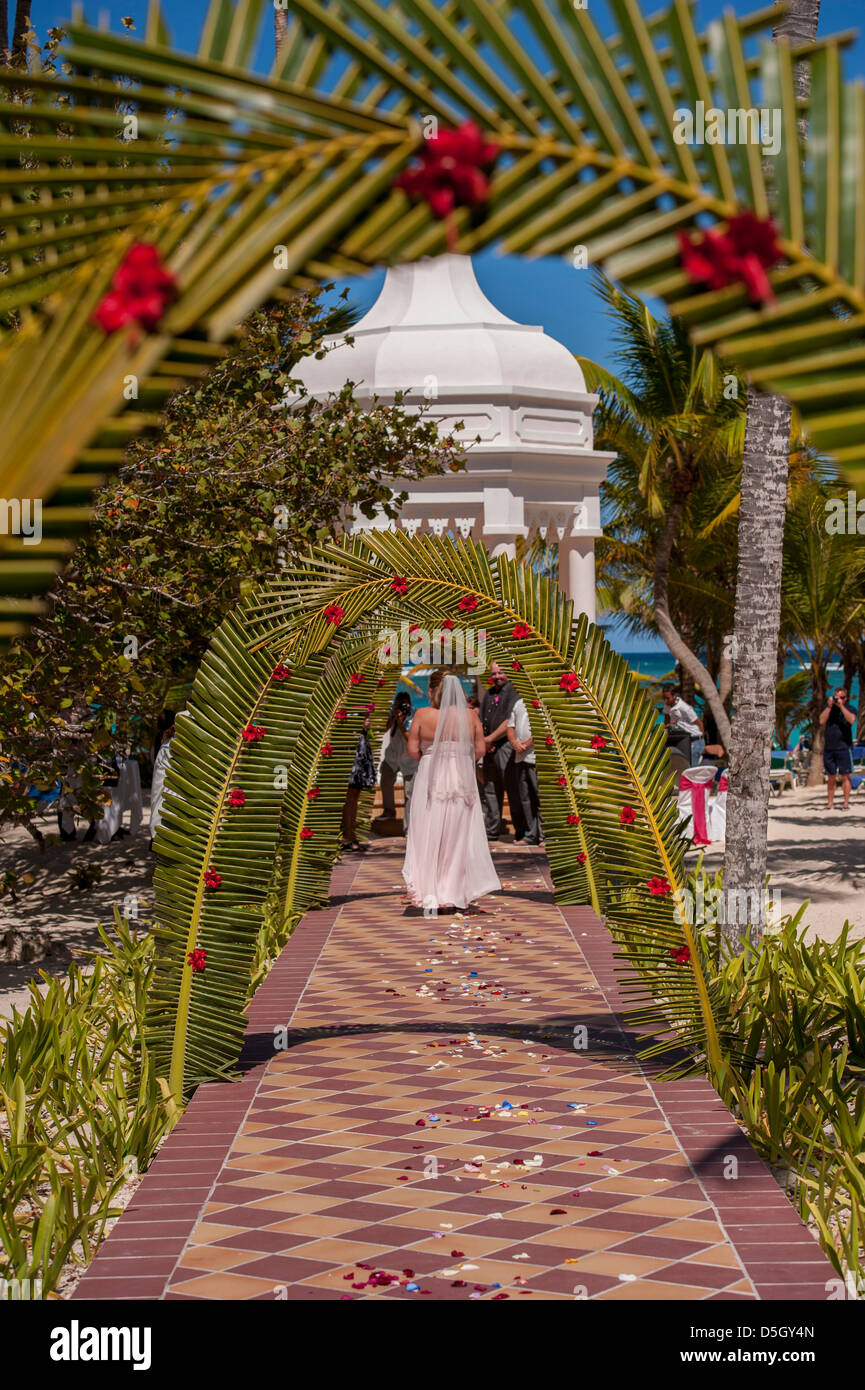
[334,709,347,721]
[408,624,420,635]
[559,672,580,694]
[227,788,246,809]
[391,576,409,595]
[94,242,178,335]
[300,828,313,841]
[364,702,376,714]
[511,661,521,671]
[441,618,455,631]
[648,876,672,896]
[678,212,782,305]
[323,604,346,626]
[377,678,386,687]
[557,775,567,788]
[393,121,499,224]
[620,805,636,825]
[187,948,207,973]
[590,735,607,751]
[307,787,320,800]
[350,673,362,685]
[271,664,291,682]
[577,852,587,864]
[669,945,691,965]
[513,623,531,639]
[567,813,580,826]
[321,742,334,757]
[241,724,265,743]
[458,593,479,613]
[203,868,222,890]
[545,736,555,747]
[532,699,542,709]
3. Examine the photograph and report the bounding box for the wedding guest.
[506,696,541,844]
[341,713,376,851]
[376,692,418,831]
[820,686,857,810]
[479,661,523,840]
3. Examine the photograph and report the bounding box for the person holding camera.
[819,686,857,809]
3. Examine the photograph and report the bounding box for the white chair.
[676,765,717,845]
[709,770,728,843]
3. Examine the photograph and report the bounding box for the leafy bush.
[0,912,175,1294]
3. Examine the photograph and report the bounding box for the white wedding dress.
[402,675,501,911]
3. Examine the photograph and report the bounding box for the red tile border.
[72,845,838,1301]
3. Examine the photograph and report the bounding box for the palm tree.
[724,0,822,942]
[580,277,745,747]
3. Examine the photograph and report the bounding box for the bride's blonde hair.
[428,669,453,709]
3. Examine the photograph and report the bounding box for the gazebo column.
[482,487,527,563]
[560,534,597,623]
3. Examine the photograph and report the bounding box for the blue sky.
[27,2,863,652]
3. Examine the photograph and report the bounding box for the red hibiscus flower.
[364,702,376,714]
[559,672,580,694]
[227,788,246,809]
[321,742,333,757]
[567,813,580,826]
[545,735,555,747]
[323,604,346,625]
[532,699,542,709]
[511,661,521,671]
[241,724,265,743]
[678,211,782,305]
[391,576,409,594]
[648,876,672,896]
[557,775,567,788]
[577,852,587,863]
[620,805,636,825]
[590,734,607,751]
[458,593,479,613]
[669,945,691,965]
[393,121,498,224]
[300,828,313,841]
[271,664,291,682]
[187,948,207,972]
[377,678,386,687]
[94,241,178,335]
[334,709,347,721]
[307,787,320,800]
[350,673,362,685]
[203,868,222,890]
[408,623,420,635]
[513,623,531,639]
[441,618,455,631]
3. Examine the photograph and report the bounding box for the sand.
[0,779,862,1020]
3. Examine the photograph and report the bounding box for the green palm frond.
[152,534,723,1096]
[4,0,865,644]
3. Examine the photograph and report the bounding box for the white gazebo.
[291,254,614,621]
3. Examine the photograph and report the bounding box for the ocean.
[395,653,857,749]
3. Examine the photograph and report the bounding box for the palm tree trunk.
[274,6,289,58]
[11,0,30,57]
[723,0,820,947]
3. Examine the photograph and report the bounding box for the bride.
[403,670,501,912]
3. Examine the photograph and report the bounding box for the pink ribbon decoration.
[718,774,729,792]
[680,774,712,845]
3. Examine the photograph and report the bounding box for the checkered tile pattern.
[73,844,837,1301]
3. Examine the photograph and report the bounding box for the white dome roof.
[292,253,587,400]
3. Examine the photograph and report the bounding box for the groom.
[479,661,524,841]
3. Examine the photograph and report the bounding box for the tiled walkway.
[73,843,836,1301]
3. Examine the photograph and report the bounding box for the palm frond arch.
[150,532,722,1102]
[2,0,864,640]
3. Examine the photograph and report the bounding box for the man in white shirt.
[506,697,541,845]
[662,685,705,764]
